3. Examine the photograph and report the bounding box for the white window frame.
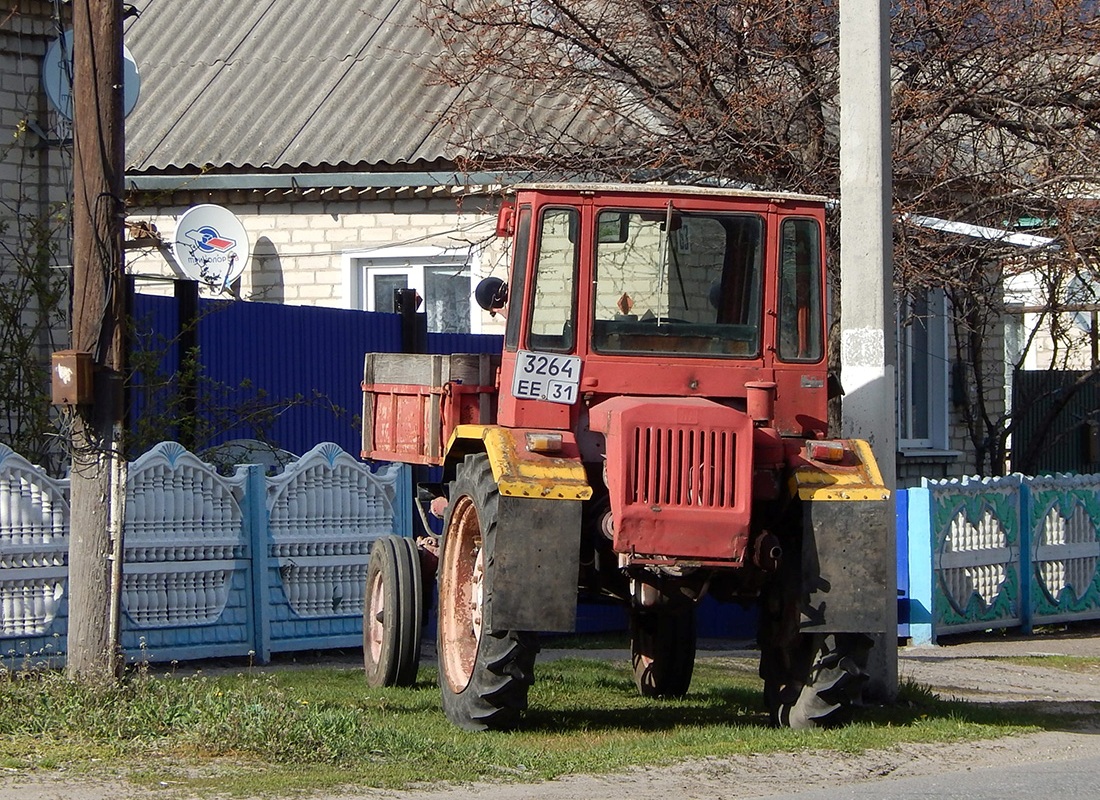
[897,288,950,451]
[343,245,482,333]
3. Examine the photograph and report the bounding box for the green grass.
[0,653,1080,797]
[541,630,631,649]
[998,655,1100,673]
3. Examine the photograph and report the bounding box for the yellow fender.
[789,439,891,502]
[445,425,592,501]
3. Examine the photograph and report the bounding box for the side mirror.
[475,277,508,313]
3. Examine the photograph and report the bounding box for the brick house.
[121,0,543,336]
[0,2,72,470]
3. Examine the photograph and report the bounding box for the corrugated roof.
[123,0,477,172]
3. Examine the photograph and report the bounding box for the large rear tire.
[437,454,537,731]
[363,535,423,687]
[630,603,697,698]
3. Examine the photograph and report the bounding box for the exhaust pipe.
[752,532,783,571]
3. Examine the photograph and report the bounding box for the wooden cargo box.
[362,352,500,465]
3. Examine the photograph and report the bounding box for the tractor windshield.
[592,209,763,357]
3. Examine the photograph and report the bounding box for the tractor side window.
[777,218,823,362]
[528,208,578,352]
[504,206,532,351]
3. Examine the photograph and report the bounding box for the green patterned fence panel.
[928,476,1023,635]
[1027,475,1100,627]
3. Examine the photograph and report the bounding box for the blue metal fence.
[427,331,504,355]
[130,295,510,457]
[132,294,409,456]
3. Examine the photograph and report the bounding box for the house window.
[897,289,949,450]
[348,246,477,333]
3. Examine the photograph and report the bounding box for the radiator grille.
[630,426,737,508]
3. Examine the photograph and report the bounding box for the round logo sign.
[172,205,251,288]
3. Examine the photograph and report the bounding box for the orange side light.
[526,432,564,453]
[806,440,846,463]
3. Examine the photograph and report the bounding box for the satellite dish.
[172,205,251,289]
[1066,275,1098,332]
[41,29,141,121]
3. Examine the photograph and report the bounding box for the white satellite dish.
[42,29,141,121]
[172,205,251,289]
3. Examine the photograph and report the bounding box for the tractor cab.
[482,183,831,440]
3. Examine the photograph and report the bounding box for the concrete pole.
[838,0,899,699]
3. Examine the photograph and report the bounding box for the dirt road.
[4,628,1100,800]
[355,629,1100,800]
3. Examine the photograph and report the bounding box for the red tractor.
[361,183,891,731]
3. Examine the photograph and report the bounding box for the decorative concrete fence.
[9,438,1098,659]
[0,446,68,657]
[905,473,1100,644]
[0,442,406,665]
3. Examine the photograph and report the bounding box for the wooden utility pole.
[67,0,127,683]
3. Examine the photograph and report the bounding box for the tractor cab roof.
[510,182,828,206]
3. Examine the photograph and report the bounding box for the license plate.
[511,350,582,405]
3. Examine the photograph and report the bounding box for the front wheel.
[757,528,872,729]
[760,629,872,729]
[630,603,697,698]
[437,454,537,731]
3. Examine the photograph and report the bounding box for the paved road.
[754,743,1100,800]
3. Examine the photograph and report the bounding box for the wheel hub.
[440,495,484,693]
[367,568,385,662]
